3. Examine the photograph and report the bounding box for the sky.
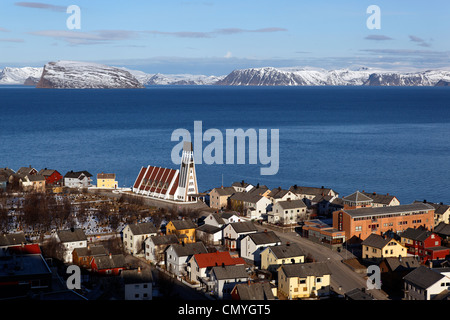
[0,0,449,75]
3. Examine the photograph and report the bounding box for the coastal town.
[1,143,450,302]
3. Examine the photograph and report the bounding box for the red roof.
[134,165,180,197]
[193,251,246,269]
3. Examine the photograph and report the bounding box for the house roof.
[193,251,245,269]
[127,222,157,235]
[414,201,450,215]
[16,167,36,175]
[121,268,153,284]
[230,221,258,234]
[233,282,275,300]
[211,264,248,280]
[57,228,87,243]
[196,224,222,234]
[403,266,445,289]
[208,212,225,225]
[148,234,179,246]
[0,232,27,246]
[0,168,15,177]
[170,242,207,257]
[343,203,434,218]
[268,188,291,199]
[434,222,450,236]
[97,173,115,179]
[363,192,397,205]
[229,192,264,204]
[400,227,434,241]
[64,170,92,179]
[276,199,306,210]
[383,257,421,272]
[232,181,252,188]
[73,245,108,257]
[170,219,196,230]
[345,288,374,300]
[343,191,373,203]
[221,212,239,220]
[268,243,305,259]
[279,262,332,278]
[289,185,335,196]
[212,187,236,196]
[94,254,126,270]
[361,234,392,249]
[246,231,281,245]
[38,169,59,177]
[28,174,45,182]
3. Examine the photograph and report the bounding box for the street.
[253,223,389,300]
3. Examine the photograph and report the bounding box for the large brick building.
[332,192,435,244]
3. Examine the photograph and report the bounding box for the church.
[132,142,199,202]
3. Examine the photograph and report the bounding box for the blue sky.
[0,0,449,74]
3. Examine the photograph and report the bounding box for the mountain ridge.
[1,61,450,87]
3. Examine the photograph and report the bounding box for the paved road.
[254,223,389,300]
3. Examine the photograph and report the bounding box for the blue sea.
[0,85,449,204]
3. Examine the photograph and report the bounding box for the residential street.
[254,223,390,300]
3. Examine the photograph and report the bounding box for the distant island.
[1,60,450,88]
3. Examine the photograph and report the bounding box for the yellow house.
[261,243,305,272]
[165,219,197,244]
[97,173,118,189]
[209,187,235,210]
[361,234,407,260]
[278,262,331,300]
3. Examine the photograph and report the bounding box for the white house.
[246,195,272,220]
[222,221,258,250]
[268,199,307,224]
[187,251,246,286]
[267,188,300,204]
[220,212,243,224]
[231,181,254,193]
[122,222,158,255]
[210,264,250,299]
[64,171,93,188]
[144,234,178,265]
[55,228,88,263]
[165,242,208,277]
[403,266,450,300]
[240,231,281,266]
[196,224,223,246]
[122,268,153,300]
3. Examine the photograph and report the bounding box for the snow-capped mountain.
[0,66,43,85]
[2,62,450,87]
[36,60,144,89]
[364,70,450,86]
[216,66,450,86]
[125,68,225,85]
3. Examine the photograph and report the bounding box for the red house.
[0,233,41,256]
[91,253,126,275]
[400,227,450,262]
[39,169,63,186]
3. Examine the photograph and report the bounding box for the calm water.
[0,85,449,204]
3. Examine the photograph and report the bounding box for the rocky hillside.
[36,61,144,89]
